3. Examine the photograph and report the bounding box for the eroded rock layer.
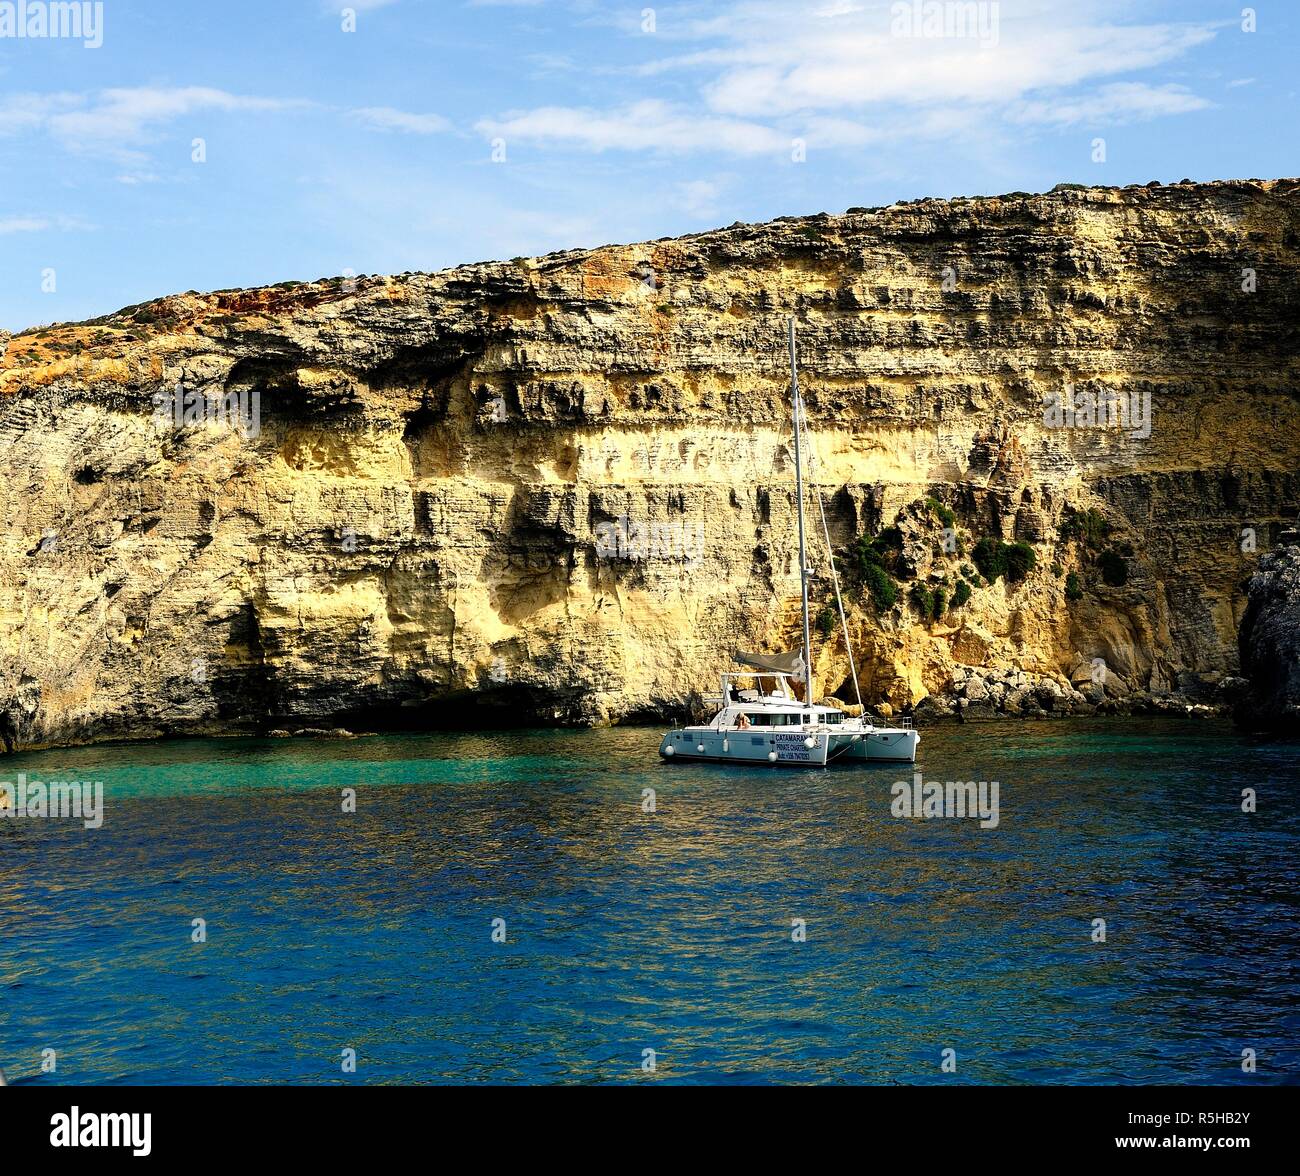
[2,179,1299,750]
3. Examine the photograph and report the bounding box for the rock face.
[1236,545,1300,735]
[2,179,1299,752]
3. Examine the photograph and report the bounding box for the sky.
[0,0,1295,331]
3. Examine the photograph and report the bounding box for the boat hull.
[659,726,918,766]
[660,729,831,766]
[841,728,920,762]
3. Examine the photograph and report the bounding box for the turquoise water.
[1,718,1297,1085]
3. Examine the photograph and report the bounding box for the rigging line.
[799,402,864,713]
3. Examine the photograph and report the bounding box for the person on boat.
[735,712,751,730]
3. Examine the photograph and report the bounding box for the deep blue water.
[1,718,1297,1085]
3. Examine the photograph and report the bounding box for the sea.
[1,717,1296,1085]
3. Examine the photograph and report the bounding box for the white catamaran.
[659,319,920,767]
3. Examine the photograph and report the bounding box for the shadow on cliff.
[329,684,597,734]
[1233,543,1300,738]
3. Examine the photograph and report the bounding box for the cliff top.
[3,176,1297,386]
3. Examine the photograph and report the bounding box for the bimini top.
[735,649,805,676]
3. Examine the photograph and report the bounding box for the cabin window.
[823,711,842,725]
[746,712,771,727]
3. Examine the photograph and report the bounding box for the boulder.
[1034,680,1062,710]
[914,695,955,721]
[953,623,996,666]
[1004,686,1033,715]
[1176,670,1224,703]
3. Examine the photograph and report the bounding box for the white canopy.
[735,649,804,676]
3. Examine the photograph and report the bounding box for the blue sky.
[0,0,1295,330]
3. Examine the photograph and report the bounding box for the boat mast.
[788,317,814,709]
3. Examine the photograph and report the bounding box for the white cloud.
[0,88,310,159]
[0,216,49,234]
[800,115,882,148]
[671,178,724,218]
[1011,82,1211,127]
[478,2,1219,158]
[0,93,80,136]
[4,89,458,164]
[299,161,606,266]
[349,106,452,134]
[0,213,93,234]
[477,99,789,155]
[814,1,864,17]
[525,52,579,75]
[700,19,1216,117]
[54,88,308,151]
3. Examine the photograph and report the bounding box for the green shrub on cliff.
[841,526,905,612]
[952,580,972,609]
[875,526,904,552]
[850,535,878,577]
[1061,506,1112,549]
[972,537,1007,581]
[862,562,899,610]
[972,538,1037,584]
[1065,571,1084,600]
[1005,541,1037,583]
[925,497,956,527]
[851,529,901,574]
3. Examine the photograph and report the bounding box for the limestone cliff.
[2,178,1299,752]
